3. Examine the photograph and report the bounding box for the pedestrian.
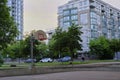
[81,57,85,61]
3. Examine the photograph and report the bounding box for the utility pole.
[30,33,34,69]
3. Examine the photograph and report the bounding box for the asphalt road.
[0,71,120,80]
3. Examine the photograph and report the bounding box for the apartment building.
[7,0,23,40]
[58,0,120,52]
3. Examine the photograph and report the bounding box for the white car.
[40,58,53,62]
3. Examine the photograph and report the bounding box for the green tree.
[66,24,83,61]
[50,24,83,60]
[109,39,120,53]
[36,43,49,59]
[2,40,25,60]
[2,44,16,60]
[109,39,120,60]
[23,33,43,60]
[89,36,113,60]
[48,38,57,58]
[0,0,18,50]
[51,27,67,58]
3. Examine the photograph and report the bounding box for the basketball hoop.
[33,30,47,41]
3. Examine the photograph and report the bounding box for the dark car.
[24,59,36,63]
[58,56,71,62]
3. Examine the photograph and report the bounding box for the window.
[102,28,108,33]
[91,25,95,30]
[84,0,88,5]
[63,22,70,27]
[59,21,63,27]
[63,26,69,31]
[72,21,78,25]
[90,11,97,18]
[63,10,69,16]
[91,30,98,38]
[80,13,88,24]
[97,15,100,25]
[91,18,97,24]
[119,27,120,30]
[71,9,77,14]
[63,16,70,21]
[71,15,78,20]
[91,24,97,30]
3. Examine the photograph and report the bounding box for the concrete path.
[0,71,120,80]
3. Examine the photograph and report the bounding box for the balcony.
[101,10,105,13]
[90,3,95,9]
[117,13,120,19]
[101,7,105,13]
[110,13,113,16]
[89,0,95,3]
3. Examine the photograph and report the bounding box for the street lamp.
[30,33,34,69]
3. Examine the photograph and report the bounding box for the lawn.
[0,60,119,69]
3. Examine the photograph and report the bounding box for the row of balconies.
[89,0,120,17]
[89,0,95,8]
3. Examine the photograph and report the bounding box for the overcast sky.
[24,0,120,33]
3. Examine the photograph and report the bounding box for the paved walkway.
[1,71,120,80]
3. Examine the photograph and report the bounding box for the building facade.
[58,0,120,52]
[7,0,23,40]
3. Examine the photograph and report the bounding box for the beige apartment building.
[58,0,120,52]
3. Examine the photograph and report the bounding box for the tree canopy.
[89,36,114,60]
[49,24,83,59]
[0,0,18,50]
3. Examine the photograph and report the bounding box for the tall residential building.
[7,0,23,40]
[58,0,120,52]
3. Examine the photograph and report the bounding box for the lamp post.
[30,33,34,69]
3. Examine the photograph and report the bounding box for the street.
[1,71,120,80]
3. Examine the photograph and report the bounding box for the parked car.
[40,58,53,62]
[57,56,71,62]
[24,59,36,63]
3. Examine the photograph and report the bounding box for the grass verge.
[0,60,119,69]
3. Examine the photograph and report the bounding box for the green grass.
[0,60,119,69]
[0,64,28,69]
